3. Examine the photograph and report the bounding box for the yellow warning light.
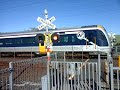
[51,32,60,42]
[53,35,58,41]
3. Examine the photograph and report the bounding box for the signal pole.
[44,9,50,90]
[44,9,51,61]
[37,9,56,90]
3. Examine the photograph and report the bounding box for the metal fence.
[113,46,120,53]
[0,68,10,90]
[48,61,101,90]
[110,64,120,90]
[0,57,47,90]
[0,53,120,90]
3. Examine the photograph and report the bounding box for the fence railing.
[0,57,47,90]
[0,54,120,90]
[110,64,120,90]
[48,61,100,90]
[113,46,120,53]
[0,68,10,90]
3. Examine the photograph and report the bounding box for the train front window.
[85,30,108,46]
[96,30,108,46]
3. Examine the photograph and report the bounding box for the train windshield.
[53,29,108,46]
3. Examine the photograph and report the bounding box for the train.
[0,25,111,57]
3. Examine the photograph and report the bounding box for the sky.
[0,0,120,34]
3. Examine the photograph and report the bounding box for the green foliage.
[114,35,120,46]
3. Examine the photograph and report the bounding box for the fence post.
[115,46,117,53]
[47,61,50,90]
[55,52,58,61]
[9,62,13,90]
[98,54,101,90]
[108,54,113,90]
[64,51,66,61]
[109,63,114,90]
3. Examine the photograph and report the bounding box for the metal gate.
[110,64,120,90]
[48,61,101,90]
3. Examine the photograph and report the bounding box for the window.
[5,39,13,45]
[0,43,3,45]
[15,38,23,44]
[27,38,35,43]
[0,39,3,45]
[72,36,76,42]
[63,36,68,42]
[53,29,108,46]
[23,37,35,44]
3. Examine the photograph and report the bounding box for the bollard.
[118,55,120,67]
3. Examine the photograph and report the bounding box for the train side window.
[63,36,68,43]
[15,38,23,44]
[26,37,35,44]
[88,32,94,42]
[0,39,3,45]
[0,43,3,45]
[5,39,13,45]
[60,35,69,43]
[72,36,76,42]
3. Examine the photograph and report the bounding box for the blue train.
[0,25,111,56]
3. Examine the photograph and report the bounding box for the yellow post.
[118,55,120,67]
